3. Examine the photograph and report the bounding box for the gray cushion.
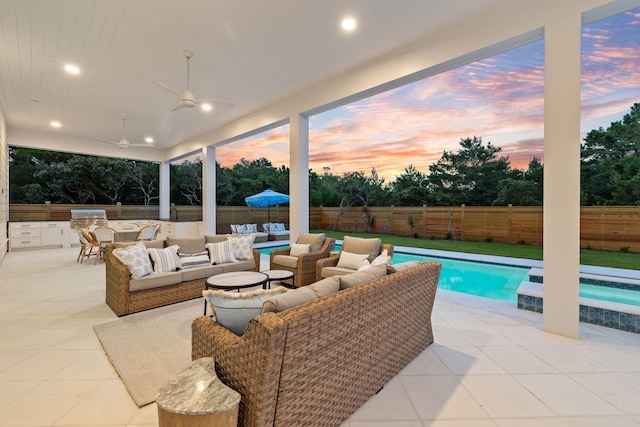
[204,234,228,244]
[272,254,298,268]
[320,266,355,279]
[204,287,287,335]
[339,264,387,289]
[342,236,381,262]
[296,233,325,253]
[261,287,318,313]
[129,271,182,292]
[166,236,206,254]
[388,260,421,273]
[180,264,223,281]
[221,259,256,273]
[307,276,341,297]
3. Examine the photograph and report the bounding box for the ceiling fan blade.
[129,143,155,148]
[171,101,186,111]
[95,137,119,145]
[201,98,234,108]
[151,80,182,99]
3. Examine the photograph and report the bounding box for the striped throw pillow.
[178,250,211,269]
[147,245,181,273]
[206,240,237,264]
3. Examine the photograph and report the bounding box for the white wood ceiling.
[0,0,506,157]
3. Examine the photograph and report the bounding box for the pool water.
[260,245,528,303]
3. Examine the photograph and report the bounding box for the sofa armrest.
[192,314,287,427]
[292,238,335,286]
[252,248,261,271]
[315,253,340,281]
[104,244,132,316]
[269,246,291,265]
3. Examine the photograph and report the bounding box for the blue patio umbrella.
[245,189,290,221]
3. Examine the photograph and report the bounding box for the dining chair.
[74,226,102,264]
[93,226,119,259]
[135,225,157,241]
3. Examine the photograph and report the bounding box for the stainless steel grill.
[70,209,108,229]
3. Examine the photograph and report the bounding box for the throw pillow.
[371,249,391,267]
[178,250,211,269]
[204,287,287,335]
[226,234,255,260]
[339,264,387,289]
[272,223,286,231]
[245,223,258,233]
[147,245,181,273]
[358,259,372,271]
[206,240,237,264]
[289,243,310,257]
[337,251,370,270]
[230,224,239,233]
[262,223,272,232]
[112,242,153,279]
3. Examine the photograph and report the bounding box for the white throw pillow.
[204,287,287,335]
[226,234,255,260]
[147,245,181,273]
[206,240,237,264]
[337,251,370,270]
[371,249,391,267]
[358,259,372,271]
[112,242,153,278]
[289,243,311,257]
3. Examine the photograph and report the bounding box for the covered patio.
[2,1,640,424]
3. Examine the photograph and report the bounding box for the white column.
[202,146,216,235]
[289,114,309,240]
[159,161,170,220]
[542,8,581,338]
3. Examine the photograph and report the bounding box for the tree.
[389,164,430,206]
[581,102,640,205]
[428,136,514,205]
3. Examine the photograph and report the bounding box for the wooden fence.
[8,203,640,252]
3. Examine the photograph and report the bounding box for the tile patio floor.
[1,247,640,426]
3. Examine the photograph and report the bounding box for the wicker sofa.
[192,260,442,427]
[105,235,260,316]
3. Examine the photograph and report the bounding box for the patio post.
[289,113,309,239]
[202,145,216,235]
[542,6,581,339]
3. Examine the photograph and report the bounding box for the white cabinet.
[10,221,67,251]
[41,222,65,246]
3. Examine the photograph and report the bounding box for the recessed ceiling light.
[341,17,357,31]
[145,137,154,143]
[64,64,80,75]
[50,121,61,128]
[201,103,212,111]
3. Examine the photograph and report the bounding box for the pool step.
[516,280,640,333]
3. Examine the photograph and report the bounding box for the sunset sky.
[216,8,640,183]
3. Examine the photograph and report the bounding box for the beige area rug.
[93,299,203,407]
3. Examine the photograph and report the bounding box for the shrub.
[485,236,493,243]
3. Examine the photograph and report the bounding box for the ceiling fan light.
[145,137,154,143]
[201,103,212,111]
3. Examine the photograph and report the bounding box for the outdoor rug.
[93,299,203,407]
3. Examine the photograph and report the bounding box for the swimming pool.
[260,245,529,303]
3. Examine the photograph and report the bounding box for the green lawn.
[312,229,640,271]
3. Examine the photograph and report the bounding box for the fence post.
[460,204,465,240]
[423,204,427,238]
[508,203,513,243]
[45,201,51,221]
[116,202,122,219]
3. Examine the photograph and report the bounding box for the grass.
[312,229,640,271]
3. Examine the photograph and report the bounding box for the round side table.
[156,357,240,427]
[262,269,295,288]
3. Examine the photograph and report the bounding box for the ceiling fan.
[97,114,153,149]
[152,50,234,112]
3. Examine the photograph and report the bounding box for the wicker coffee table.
[203,271,268,315]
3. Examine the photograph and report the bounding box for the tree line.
[9,102,640,208]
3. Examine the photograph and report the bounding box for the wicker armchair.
[316,236,394,281]
[269,233,335,287]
